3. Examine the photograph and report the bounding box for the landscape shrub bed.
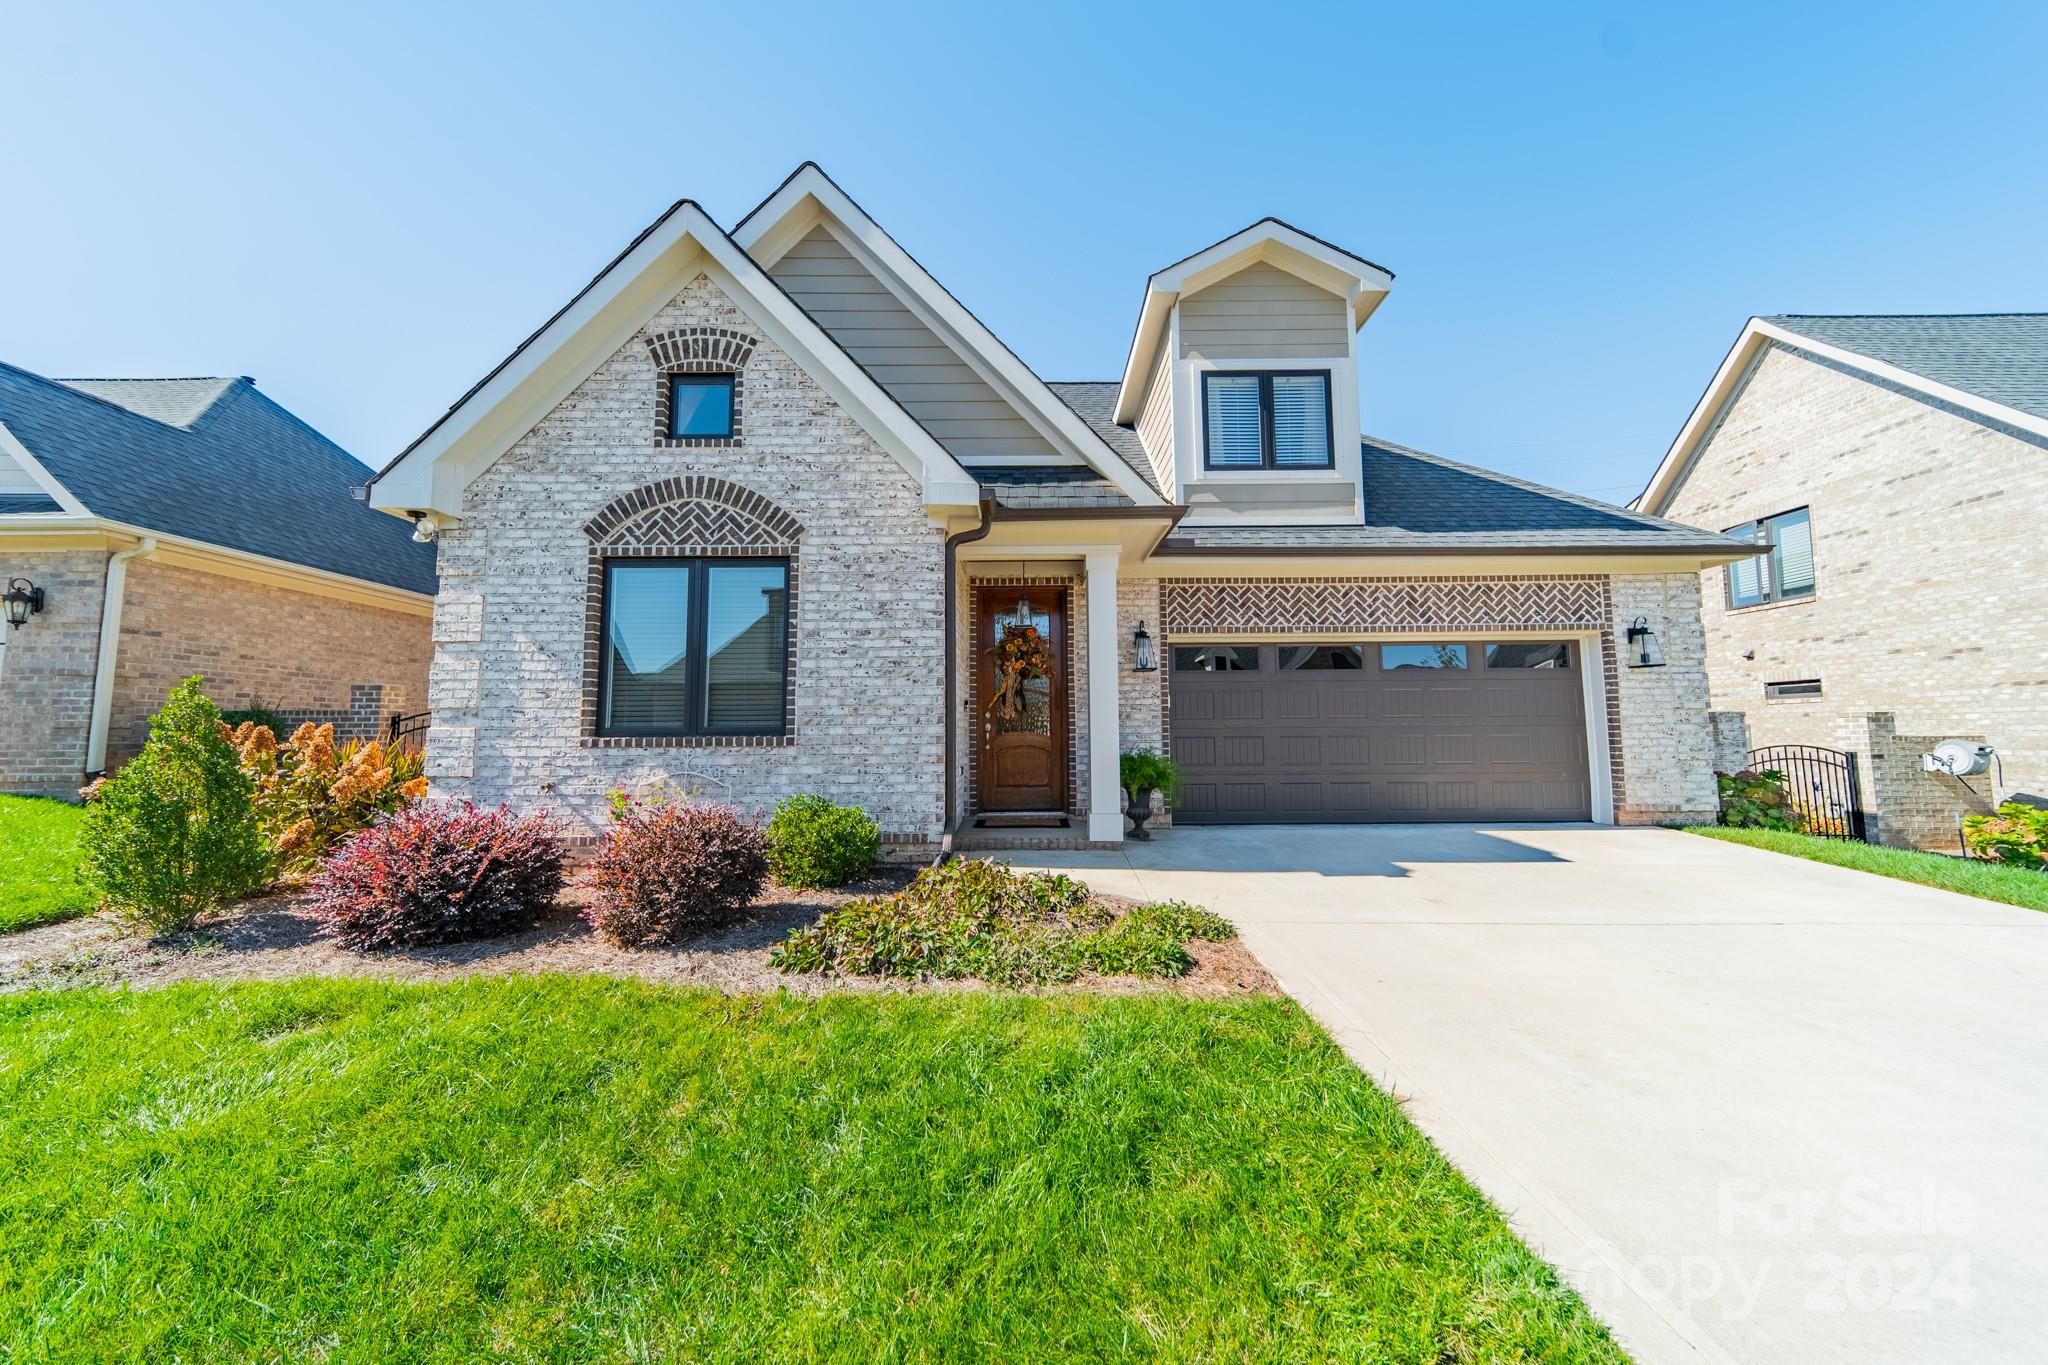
[765,794,880,888]
[308,802,565,951]
[584,802,769,947]
[771,858,1233,985]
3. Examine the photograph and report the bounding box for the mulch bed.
[0,868,1278,999]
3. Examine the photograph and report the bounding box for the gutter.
[938,496,995,862]
[85,537,157,776]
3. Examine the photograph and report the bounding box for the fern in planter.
[1118,749,1182,839]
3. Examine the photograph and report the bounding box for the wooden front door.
[975,587,1067,812]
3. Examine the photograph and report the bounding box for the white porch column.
[1084,551,1123,843]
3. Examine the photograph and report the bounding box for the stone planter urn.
[1125,786,1158,840]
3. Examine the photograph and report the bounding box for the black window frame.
[1199,369,1336,471]
[667,373,737,440]
[1722,506,1816,609]
[597,555,790,739]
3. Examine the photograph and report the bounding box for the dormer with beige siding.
[1115,220,1392,525]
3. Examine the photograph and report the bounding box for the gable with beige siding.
[1178,261,1348,360]
[1135,335,1177,498]
[769,225,1058,460]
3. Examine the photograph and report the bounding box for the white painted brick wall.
[429,273,943,842]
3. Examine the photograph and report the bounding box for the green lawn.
[0,794,91,932]
[1684,825,2048,912]
[0,979,1625,1363]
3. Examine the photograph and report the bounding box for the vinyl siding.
[0,446,45,497]
[1135,334,1176,498]
[769,226,1058,459]
[1178,262,1349,360]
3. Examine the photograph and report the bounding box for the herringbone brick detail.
[1161,576,1606,633]
[584,475,803,551]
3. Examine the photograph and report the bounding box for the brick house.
[1637,314,2048,849]
[0,365,436,796]
[368,164,1748,852]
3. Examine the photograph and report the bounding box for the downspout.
[938,496,995,862]
[84,537,158,777]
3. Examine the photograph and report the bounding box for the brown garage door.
[1169,640,1591,823]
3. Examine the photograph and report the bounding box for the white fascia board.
[371,199,977,519]
[1113,220,1395,423]
[1638,317,2048,516]
[735,165,1164,508]
[0,419,91,515]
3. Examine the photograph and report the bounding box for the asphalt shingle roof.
[1160,437,1749,553]
[0,361,437,595]
[973,464,1135,510]
[1764,314,2048,423]
[1046,381,1163,496]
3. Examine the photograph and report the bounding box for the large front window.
[1201,370,1333,470]
[600,558,789,736]
[1723,507,1815,608]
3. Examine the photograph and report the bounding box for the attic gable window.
[668,374,735,440]
[1201,371,1333,470]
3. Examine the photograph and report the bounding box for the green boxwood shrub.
[765,794,881,889]
[82,677,271,934]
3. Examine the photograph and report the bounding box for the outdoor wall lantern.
[3,578,45,629]
[1132,620,1157,672]
[1625,616,1664,668]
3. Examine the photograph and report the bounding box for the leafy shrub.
[1118,749,1181,802]
[584,803,769,947]
[1716,769,1806,831]
[1963,802,2048,868]
[765,795,881,889]
[232,722,428,878]
[770,859,1234,986]
[307,802,565,951]
[81,677,271,934]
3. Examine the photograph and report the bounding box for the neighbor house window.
[667,374,735,440]
[1201,371,1333,470]
[1724,507,1815,608]
[600,557,788,736]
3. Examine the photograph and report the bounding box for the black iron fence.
[386,710,432,752]
[1747,744,1867,842]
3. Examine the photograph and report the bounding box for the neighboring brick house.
[1637,314,2048,849]
[0,365,436,796]
[369,163,1748,852]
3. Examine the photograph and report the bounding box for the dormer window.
[1201,370,1333,470]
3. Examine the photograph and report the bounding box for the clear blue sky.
[5,2,2044,504]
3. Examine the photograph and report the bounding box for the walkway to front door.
[1002,824,2048,1365]
[975,586,1067,813]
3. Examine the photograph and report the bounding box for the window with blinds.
[1722,507,1816,609]
[600,558,790,736]
[1200,370,1333,470]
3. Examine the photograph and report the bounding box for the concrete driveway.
[1008,825,2048,1365]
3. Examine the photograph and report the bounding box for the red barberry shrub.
[307,801,565,951]
[584,803,768,948]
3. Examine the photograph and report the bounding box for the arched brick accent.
[580,477,803,746]
[647,326,757,447]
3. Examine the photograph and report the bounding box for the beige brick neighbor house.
[0,365,436,796]
[1638,314,2048,849]
[369,164,1749,853]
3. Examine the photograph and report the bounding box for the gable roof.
[1639,313,2048,515]
[0,360,436,594]
[733,163,1164,507]
[368,197,982,519]
[1113,217,1395,424]
[1763,314,2048,422]
[1160,436,1749,555]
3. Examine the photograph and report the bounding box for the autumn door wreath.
[985,624,1056,722]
